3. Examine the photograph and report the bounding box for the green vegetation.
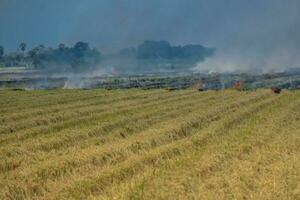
[0,42,101,71]
[0,89,299,199]
[0,40,214,73]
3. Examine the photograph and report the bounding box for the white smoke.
[193,47,300,74]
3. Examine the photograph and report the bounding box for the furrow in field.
[0,89,180,134]
[0,90,192,141]
[0,90,198,145]
[189,97,300,200]
[0,89,147,123]
[0,89,141,114]
[0,92,238,191]
[0,89,162,124]
[0,89,111,113]
[29,91,222,152]
[0,92,149,132]
[0,91,226,173]
[117,92,300,200]
[35,91,262,177]
[49,91,280,200]
[0,91,272,199]
[0,90,74,105]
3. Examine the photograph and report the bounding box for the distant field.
[0,89,299,199]
[0,67,34,72]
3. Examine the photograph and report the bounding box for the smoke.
[193,0,300,73]
[62,75,91,89]
[0,0,300,73]
[193,47,300,74]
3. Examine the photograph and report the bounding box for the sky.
[0,0,299,72]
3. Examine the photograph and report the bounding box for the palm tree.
[19,42,27,53]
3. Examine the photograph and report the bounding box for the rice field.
[0,89,299,200]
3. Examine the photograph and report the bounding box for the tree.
[27,45,47,68]
[136,40,215,61]
[137,40,172,59]
[72,41,89,58]
[119,47,137,57]
[26,42,101,71]
[19,42,27,53]
[0,46,4,59]
[58,43,66,51]
[70,42,102,71]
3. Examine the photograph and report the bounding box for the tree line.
[0,40,214,72]
[0,42,101,71]
[136,40,214,61]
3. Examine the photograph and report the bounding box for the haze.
[0,0,299,72]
